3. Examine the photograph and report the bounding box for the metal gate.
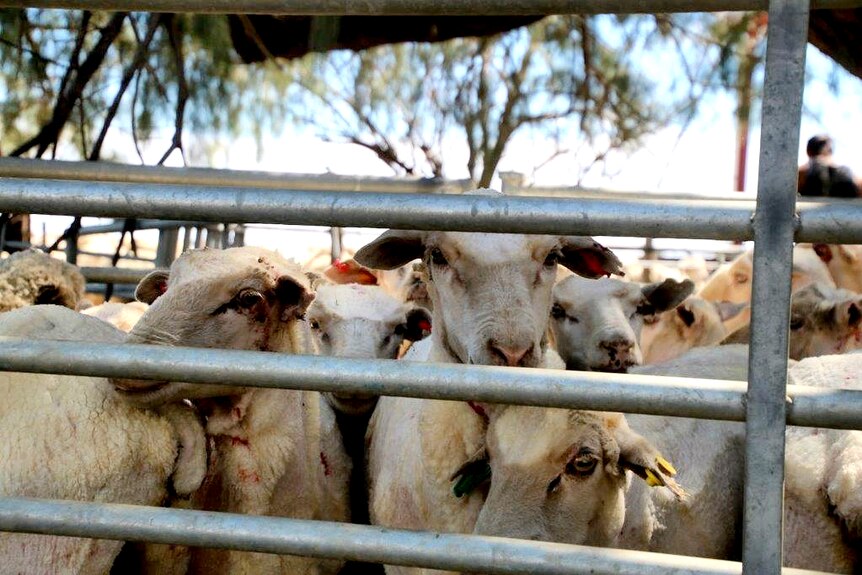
[1,1,861,574]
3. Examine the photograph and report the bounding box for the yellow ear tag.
[644,469,663,487]
[656,456,677,476]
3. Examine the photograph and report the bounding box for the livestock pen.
[0,0,861,574]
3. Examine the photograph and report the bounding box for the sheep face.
[640,297,748,365]
[471,407,675,546]
[813,244,862,293]
[551,276,692,372]
[307,283,431,414]
[111,247,314,406]
[788,283,862,360]
[354,228,621,368]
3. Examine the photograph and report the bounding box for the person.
[798,134,860,198]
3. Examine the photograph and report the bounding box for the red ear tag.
[813,244,833,263]
[418,319,432,332]
[333,259,351,273]
[158,281,168,295]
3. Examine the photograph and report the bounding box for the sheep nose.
[489,342,532,367]
[600,338,634,354]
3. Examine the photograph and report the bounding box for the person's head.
[806,134,833,159]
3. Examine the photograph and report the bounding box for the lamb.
[81,300,149,332]
[470,406,682,548]
[322,257,431,311]
[307,282,431,416]
[549,275,693,372]
[109,247,351,575]
[697,245,835,304]
[0,305,206,575]
[640,296,749,364]
[353,188,629,574]
[0,248,86,312]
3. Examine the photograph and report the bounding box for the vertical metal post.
[65,218,80,264]
[155,228,179,268]
[330,226,343,261]
[742,1,808,574]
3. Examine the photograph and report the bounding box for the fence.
[0,1,861,574]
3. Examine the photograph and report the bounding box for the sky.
[30,38,862,270]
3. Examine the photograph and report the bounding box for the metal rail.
[0,497,831,575]
[1,338,861,430]
[0,158,469,194]
[80,266,151,284]
[0,0,859,14]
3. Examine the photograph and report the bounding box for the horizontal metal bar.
[76,219,198,236]
[80,266,151,284]
[0,0,858,14]
[0,158,468,194]
[795,198,862,244]
[1,338,861,429]
[0,497,829,575]
[0,177,756,239]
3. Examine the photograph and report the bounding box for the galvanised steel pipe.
[0,497,832,575]
[742,1,809,573]
[0,158,468,194]
[0,0,858,14]
[0,177,757,240]
[0,337,747,421]
[796,199,862,244]
[2,337,862,430]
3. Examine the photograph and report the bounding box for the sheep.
[81,300,149,332]
[322,257,431,311]
[108,246,351,575]
[307,282,431,416]
[640,296,749,364]
[621,346,857,571]
[697,245,835,304]
[353,188,625,575]
[0,305,206,575]
[549,275,693,372]
[810,243,862,293]
[721,282,862,360]
[0,248,86,312]
[470,406,682,548]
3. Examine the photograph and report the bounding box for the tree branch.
[90,13,163,161]
[158,14,188,166]
[10,11,127,158]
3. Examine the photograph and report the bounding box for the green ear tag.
[452,461,491,498]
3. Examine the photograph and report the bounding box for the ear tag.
[452,461,491,498]
[333,259,350,273]
[418,319,432,332]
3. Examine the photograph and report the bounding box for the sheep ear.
[615,426,687,501]
[355,230,426,270]
[639,279,695,315]
[559,237,623,279]
[276,274,315,320]
[401,306,432,341]
[323,259,380,285]
[136,270,170,304]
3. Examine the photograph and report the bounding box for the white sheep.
[640,296,749,364]
[697,245,835,304]
[622,346,857,572]
[0,249,86,312]
[354,189,625,575]
[549,275,693,372]
[81,300,149,332]
[110,246,351,575]
[0,305,206,575]
[307,283,431,416]
[721,282,862,360]
[470,406,682,547]
[809,243,862,293]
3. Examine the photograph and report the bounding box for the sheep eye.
[733,273,749,285]
[789,317,805,330]
[236,289,263,308]
[381,335,393,347]
[543,251,560,268]
[551,303,566,320]
[393,324,406,336]
[547,474,562,494]
[429,248,448,267]
[565,452,598,476]
[310,319,321,330]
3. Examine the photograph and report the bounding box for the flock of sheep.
[2,188,862,574]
